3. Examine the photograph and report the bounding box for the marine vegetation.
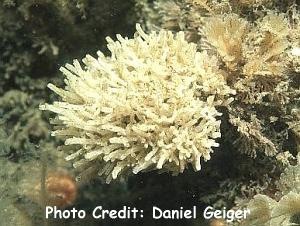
[41,0,299,181]
[40,24,235,183]
[239,153,300,225]
[136,0,300,159]
[132,1,300,224]
[0,0,299,225]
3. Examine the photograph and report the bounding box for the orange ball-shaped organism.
[45,171,77,208]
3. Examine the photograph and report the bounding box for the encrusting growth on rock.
[40,24,234,183]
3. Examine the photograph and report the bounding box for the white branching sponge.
[40,24,234,183]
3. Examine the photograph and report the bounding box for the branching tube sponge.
[40,24,234,183]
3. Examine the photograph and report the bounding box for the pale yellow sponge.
[40,24,234,183]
